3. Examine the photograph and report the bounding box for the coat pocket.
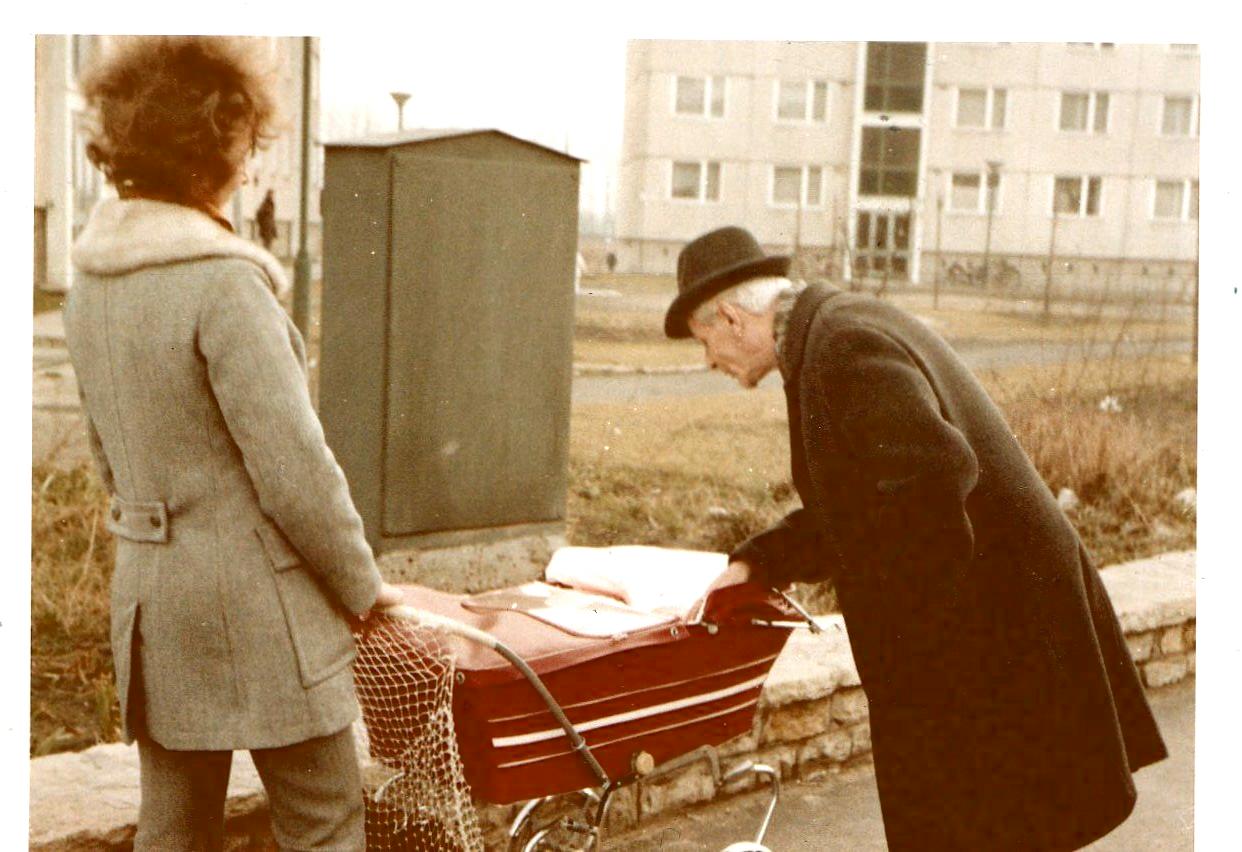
[254,523,356,688]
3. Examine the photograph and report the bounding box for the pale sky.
[319,32,630,219]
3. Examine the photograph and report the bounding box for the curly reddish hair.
[80,36,280,205]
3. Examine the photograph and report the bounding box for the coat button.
[150,515,161,528]
[111,507,122,521]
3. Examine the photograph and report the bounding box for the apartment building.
[616,41,1200,293]
[34,36,320,292]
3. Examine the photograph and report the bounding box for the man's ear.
[718,300,743,330]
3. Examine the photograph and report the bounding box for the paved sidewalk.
[33,308,65,346]
[613,678,1194,851]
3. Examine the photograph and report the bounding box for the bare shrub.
[30,462,118,754]
[1002,377,1196,566]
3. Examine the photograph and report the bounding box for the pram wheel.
[507,789,605,852]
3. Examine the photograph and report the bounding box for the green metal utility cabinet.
[319,129,581,555]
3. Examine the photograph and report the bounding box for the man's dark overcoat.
[733,284,1167,851]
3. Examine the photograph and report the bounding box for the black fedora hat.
[664,226,790,338]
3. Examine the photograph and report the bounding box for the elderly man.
[667,227,1167,851]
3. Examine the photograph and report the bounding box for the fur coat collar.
[72,198,290,298]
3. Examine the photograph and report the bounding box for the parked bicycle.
[945,259,1021,291]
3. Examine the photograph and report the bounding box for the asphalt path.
[571,338,1192,405]
[612,678,1195,851]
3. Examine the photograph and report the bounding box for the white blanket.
[461,546,731,638]
[463,581,680,637]
[545,545,729,621]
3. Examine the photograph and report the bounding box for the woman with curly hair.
[65,36,402,851]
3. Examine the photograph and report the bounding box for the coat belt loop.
[106,496,170,543]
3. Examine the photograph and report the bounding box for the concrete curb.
[30,358,702,416]
[28,551,1196,850]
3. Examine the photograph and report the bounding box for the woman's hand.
[373,582,405,610]
[358,582,406,622]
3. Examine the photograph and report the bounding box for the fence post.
[983,160,1001,291]
[934,194,943,310]
[793,188,803,280]
[1044,210,1059,321]
[1192,259,1199,365]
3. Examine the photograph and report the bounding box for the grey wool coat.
[733,284,1167,851]
[66,198,383,751]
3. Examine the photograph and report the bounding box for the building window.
[950,173,981,212]
[671,161,722,201]
[675,75,726,118]
[771,165,824,207]
[1053,175,1103,217]
[1161,95,1198,136]
[864,42,927,113]
[1068,42,1117,49]
[956,87,1007,129]
[1152,179,1199,221]
[1169,44,1199,52]
[776,79,829,122]
[860,127,920,197]
[1059,91,1110,133]
[948,171,1001,213]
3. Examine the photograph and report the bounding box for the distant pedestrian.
[606,251,617,273]
[256,188,277,252]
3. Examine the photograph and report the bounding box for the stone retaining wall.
[587,549,1195,851]
[28,552,1195,850]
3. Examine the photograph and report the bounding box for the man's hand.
[706,560,753,597]
[691,560,754,621]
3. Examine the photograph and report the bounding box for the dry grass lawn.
[573,274,1193,370]
[574,339,704,369]
[566,356,1196,608]
[31,343,1195,756]
[911,307,1189,345]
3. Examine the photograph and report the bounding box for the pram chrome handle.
[381,604,612,790]
[772,588,824,634]
[382,604,503,650]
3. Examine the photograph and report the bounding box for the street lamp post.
[292,36,314,341]
[982,159,1002,290]
[390,92,411,131]
[1045,208,1059,322]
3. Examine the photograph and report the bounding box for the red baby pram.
[353,549,818,851]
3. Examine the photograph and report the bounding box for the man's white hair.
[692,276,797,326]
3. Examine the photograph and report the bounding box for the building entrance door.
[854,210,911,280]
[34,206,47,289]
